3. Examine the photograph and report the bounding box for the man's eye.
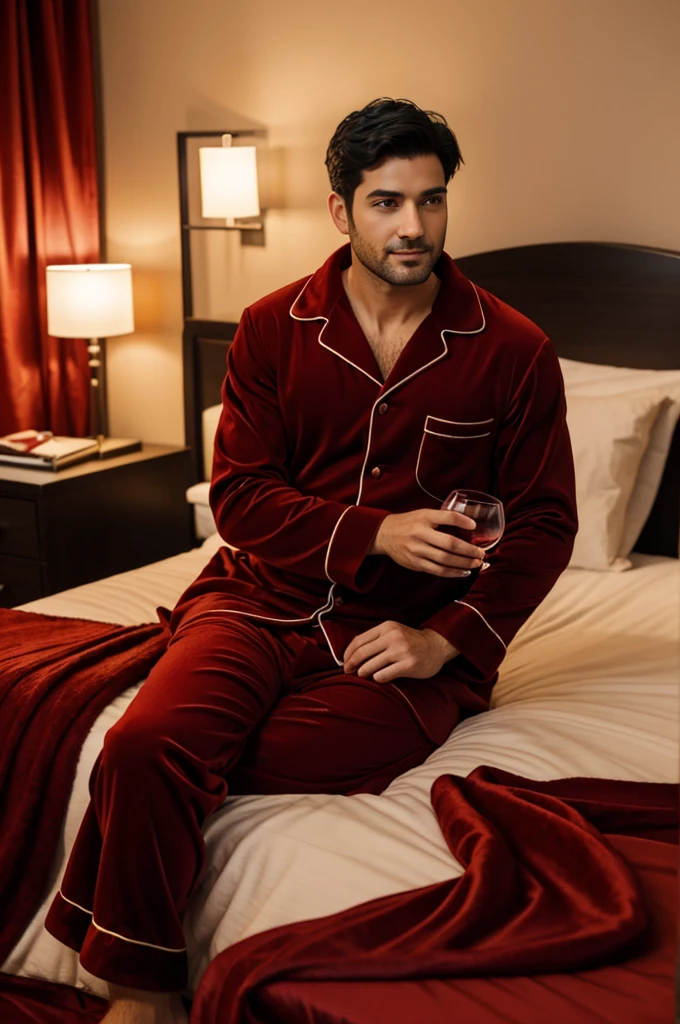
[424,196,444,205]
[375,199,397,208]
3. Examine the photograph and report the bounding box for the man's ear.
[328,192,350,236]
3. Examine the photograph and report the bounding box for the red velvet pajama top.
[171,243,578,744]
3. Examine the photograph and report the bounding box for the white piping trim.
[179,596,334,632]
[325,507,353,583]
[454,600,507,650]
[316,584,344,666]
[426,415,493,427]
[424,429,491,439]
[416,412,492,499]
[58,890,92,917]
[415,432,445,502]
[288,272,486,337]
[289,280,383,388]
[356,329,450,506]
[318,320,384,387]
[57,891,186,953]
[450,282,486,335]
[91,920,186,953]
[288,275,317,319]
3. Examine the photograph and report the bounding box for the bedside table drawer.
[0,555,45,607]
[0,497,40,558]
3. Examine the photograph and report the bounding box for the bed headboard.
[182,241,680,557]
[183,318,238,483]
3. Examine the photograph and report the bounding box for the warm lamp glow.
[199,145,260,220]
[46,264,134,338]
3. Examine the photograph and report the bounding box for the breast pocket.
[415,415,493,503]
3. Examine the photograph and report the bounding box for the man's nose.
[396,201,424,239]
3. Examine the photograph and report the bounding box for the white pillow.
[186,481,217,540]
[202,404,223,481]
[560,359,680,558]
[566,390,666,571]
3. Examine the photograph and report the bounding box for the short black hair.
[325,97,464,213]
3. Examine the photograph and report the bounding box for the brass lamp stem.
[87,337,105,453]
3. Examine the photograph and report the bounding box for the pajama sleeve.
[209,309,389,590]
[422,338,578,683]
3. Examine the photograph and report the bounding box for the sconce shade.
[199,146,260,219]
[46,264,134,338]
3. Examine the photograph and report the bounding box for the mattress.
[4,535,678,997]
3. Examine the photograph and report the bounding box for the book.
[0,431,100,471]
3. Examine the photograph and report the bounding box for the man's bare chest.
[364,331,411,382]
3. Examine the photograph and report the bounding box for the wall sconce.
[199,134,261,228]
[177,129,267,320]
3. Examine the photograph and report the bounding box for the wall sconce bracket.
[177,130,267,318]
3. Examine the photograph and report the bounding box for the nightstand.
[0,444,194,607]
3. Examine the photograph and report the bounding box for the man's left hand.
[343,621,459,683]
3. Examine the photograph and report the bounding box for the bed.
[2,241,679,1023]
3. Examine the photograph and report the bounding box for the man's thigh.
[108,613,298,771]
[227,673,438,796]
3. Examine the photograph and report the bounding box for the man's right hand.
[369,509,484,578]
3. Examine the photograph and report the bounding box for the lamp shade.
[46,263,134,338]
[199,146,260,219]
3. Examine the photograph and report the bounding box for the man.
[45,98,577,1023]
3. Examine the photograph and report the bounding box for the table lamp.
[45,263,142,458]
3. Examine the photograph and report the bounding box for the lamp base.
[96,437,143,459]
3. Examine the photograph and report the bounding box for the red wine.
[438,525,501,549]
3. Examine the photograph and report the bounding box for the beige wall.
[98,0,680,447]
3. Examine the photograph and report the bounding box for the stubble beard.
[347,218,443,287]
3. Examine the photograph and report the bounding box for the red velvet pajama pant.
[45,614,442,991]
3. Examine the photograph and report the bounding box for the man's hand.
[343,621,459,683]
[369,509,484,577]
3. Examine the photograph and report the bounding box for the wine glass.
[440,489,505,570]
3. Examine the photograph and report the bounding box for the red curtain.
[0,0,100,437]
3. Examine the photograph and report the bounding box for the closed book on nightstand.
[0,437,100,471]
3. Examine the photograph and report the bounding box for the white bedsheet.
[4,537,678,995]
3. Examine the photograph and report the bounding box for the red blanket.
[191,769,678,1023]
[0,608,676,1024]
[0,608,167,962]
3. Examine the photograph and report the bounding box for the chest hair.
[365,332,411,382]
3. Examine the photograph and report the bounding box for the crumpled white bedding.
[4,535,678,996]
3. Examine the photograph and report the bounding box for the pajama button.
[378,402,388,415]
[371,466,381,479]
[335,595,344,605]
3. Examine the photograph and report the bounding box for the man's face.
[343,153,448,287]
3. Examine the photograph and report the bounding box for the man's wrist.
[422,628,459,662]
[368,516,390,556]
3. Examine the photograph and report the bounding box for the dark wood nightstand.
[0,444,194,607]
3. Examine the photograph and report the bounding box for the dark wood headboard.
[182,318,238,482]
[454,241,680,370]
[454,242,680,557]
[182,241,680,557]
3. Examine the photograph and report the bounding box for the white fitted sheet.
[4,537,678,996]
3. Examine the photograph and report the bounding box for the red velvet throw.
[191,769,678,1024]
[0,609,167,962]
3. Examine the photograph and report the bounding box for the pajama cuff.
[44,890,188,993]
[325,505,391,592]
[423,599,507,682]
